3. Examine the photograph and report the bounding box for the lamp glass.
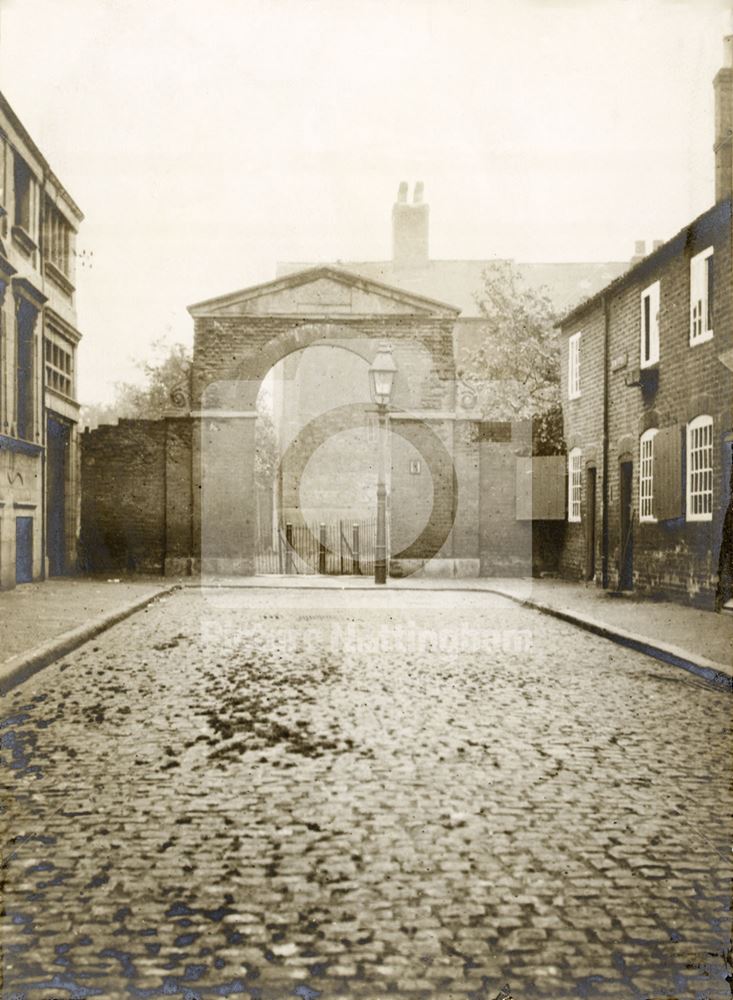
[369,344,397,405]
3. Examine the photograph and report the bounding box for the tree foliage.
[459,260,563,454]
[80,338,280,490]
[80,338,192,429]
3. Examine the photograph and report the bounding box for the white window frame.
[44,334,74,398]
[686,415,713,522]
[640,281,660,368]
[568,448,582,522]
[639,429,658,522]
[567,332,581,400]
[690,247,714,345]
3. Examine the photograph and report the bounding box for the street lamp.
[369,343,397,584]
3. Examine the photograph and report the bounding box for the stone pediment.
[187,266,460,319]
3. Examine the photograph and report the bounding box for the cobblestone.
[1,587,731,999]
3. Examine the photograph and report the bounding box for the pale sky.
[0,0,730,404]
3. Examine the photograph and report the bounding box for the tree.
[81,338,280,492]
[458,260,563,454]
[115,338,193,420]
[80,338,193,429]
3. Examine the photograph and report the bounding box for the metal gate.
[256,517,377,575]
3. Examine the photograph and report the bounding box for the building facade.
[81,266,555,580]
[558,199,732,607]
[80,189,622,581]
[556,40,733,608]
[0,92,84,588]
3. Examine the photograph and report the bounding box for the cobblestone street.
[1,587,731,1000]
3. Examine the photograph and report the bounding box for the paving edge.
[482,588,733,692]
[0,585,181,697]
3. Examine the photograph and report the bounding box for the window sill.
[567,393,581,402]
[45,384,78,406]
[690,330,714,347]
[685,514,713,523]
[567,516,582,524]
[11,225,37,256]
[639,516,658,524]
[44,260,74,296]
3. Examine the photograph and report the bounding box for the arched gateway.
[81,266,538,580]
[187,266,459,576]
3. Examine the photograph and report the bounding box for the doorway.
[619,460,634,590]
[47,415,71,576]
[15,516,33,584]
[585,466,596,581]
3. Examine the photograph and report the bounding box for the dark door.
[585,467,596,580]
[47,416,70,576]
[15,517,33,584]
[619,460,634,590]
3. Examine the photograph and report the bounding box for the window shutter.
[516,455,566,520]
[653,424,682,521]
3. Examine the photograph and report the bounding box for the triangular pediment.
[188,266,460,319]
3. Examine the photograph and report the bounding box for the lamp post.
[368,343,397,585]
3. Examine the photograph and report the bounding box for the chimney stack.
[714,30,733,202]
[631,240,646,264]
[392,181,429,268]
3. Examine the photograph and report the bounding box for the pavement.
[0,577,178,695]
[1,574,731,696]
[1,586,730,999]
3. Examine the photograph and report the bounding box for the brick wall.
[478,422,533,576]
[449,419,480,561]
[559,199,733,606]
[390,417,456,565]
[164,418,194,575]
[558,303,605,581]
[81,420,167,573]
[192,316,456,412]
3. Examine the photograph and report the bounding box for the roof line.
[0,91,84,222]
[188,264,462,316]
[557,198,732,328]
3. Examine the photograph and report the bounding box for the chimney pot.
[392,182,429,268]
[634,240,646,256]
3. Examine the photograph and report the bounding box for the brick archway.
[187,266,460,576]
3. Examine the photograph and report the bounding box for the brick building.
[556,40,733,607]
[81,266,545,579]
[80,182,629,579]
[0,92,84,588]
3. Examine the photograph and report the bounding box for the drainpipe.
[40,172,47,580]
[601,293,610,589]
